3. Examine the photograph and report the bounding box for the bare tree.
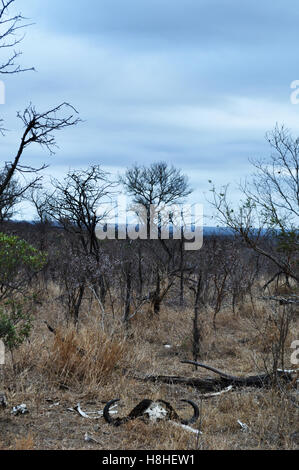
[53,246,105,326]
[0,103,80,213]
[209,124,299,285]
[45,166,115,256]
[29,187,51,225]
[40,166,116,317]
[0,2,81,219]
[120,162,193,315]
[0,0,34,134]
[0,0,34,75]
[121,161,192,234]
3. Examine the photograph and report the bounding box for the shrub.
[0,233,46,352]
[0,301,33,351]
[0,232,47,301]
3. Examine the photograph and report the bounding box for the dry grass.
[14,434,35,450]
[0,284,298,450]
[45,327,126,391]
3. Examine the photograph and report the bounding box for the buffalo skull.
[103,398,199,427]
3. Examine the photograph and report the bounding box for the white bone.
[75,403,118,419]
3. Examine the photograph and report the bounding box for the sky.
[1,0,299,222]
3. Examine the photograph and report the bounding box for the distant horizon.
[1,219,266,233]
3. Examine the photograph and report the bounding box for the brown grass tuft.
[14,434,35,450]
[45,327,126,390]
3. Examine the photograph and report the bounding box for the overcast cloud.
[2,0,299,220]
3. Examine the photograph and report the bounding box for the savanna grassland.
[0,248,298,451]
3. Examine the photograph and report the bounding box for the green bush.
[0,232,47,300]
[0,302,33,350]
[0,233,47,350]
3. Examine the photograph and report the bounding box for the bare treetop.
[0,103,81,209]
[16,102,81,154]
[121,161,193,208]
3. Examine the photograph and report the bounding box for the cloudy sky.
[2,0,299,221]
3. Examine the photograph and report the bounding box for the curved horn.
[180,399,199,425]
[103,399,120,425]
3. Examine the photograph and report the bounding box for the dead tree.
[0,103,80,216]
[209,125,299,285]
[0,0,34,76]
[141,361,296,393]
[0,2,80,213]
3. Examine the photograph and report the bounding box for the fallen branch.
[139,375,232,393]
[181,360,295,388]
[140,362,295,392]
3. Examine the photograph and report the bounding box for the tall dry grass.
[44,327,126,390]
